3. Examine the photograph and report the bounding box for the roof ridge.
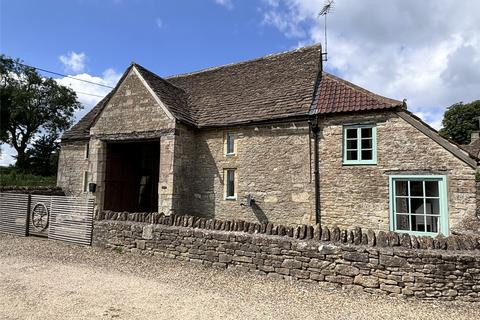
[134,63,188,95]
[323,72,402,106]
[166,44,321,79]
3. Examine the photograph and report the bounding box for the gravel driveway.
[0,234,478,320]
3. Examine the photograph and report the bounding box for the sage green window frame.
[389,175,449,236]
[343,124,377,165]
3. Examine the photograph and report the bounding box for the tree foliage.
[439,100,480,145]
[0,54,82,171]
[27,134,60,176]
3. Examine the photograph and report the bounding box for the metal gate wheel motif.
[31,202,49,231]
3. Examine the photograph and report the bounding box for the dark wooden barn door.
[104,141,159,212]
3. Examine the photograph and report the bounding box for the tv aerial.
[318,0,334,62]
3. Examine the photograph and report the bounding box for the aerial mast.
[318,0,334,62]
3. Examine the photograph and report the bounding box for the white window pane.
[411,215,425,232]
[361,149,373,160]
[411,198,424,214]
[346,128,357,139]
[226,170,235,197]
[347,139,358,149]
[425,198,440,215]
[410,181,423,197]
[396,214,410,231]
[347,150,358,160]
[361,139,372,149]
[395,181,408,196]
[361,127,372,138]
[83,172,88,192]
[425,181,439,197]
[226,133,234,154]
[426,216,439,233]
[395,197,409,213]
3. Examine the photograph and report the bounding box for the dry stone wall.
[93,214,480,301]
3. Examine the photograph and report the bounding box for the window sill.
[342,161,377,166]
[225,153,236,157]
[224,196,237,201]
[392,229,446,237]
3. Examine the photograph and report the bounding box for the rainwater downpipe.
[309,117,321,225]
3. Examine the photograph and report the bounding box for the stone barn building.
[58,44,479,237]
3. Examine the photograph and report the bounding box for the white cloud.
[0,67,122,166]
[59,51,86,73]
[55,69,121,122]
[214,0,234,10]
[261,0,480,129]
[156,17,163,29]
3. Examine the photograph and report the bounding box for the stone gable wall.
[90,70,175,136]
[57,140,89,196]
[93,218,480,301]
[318,111,478,233]
[190,122,315,225]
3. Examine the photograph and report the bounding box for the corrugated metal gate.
[0,193,94,245]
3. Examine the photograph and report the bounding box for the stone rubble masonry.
[90,68,175,136]
[93,217,480,302]
[190,122,315,225]
[57,140,89,196]
[319,111,478,233]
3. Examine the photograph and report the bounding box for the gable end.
[396,111,478,169]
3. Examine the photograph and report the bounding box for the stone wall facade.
[57,140,89,196]
[191,122,315,225]
[318,111,478,233]
[93,218,480,301]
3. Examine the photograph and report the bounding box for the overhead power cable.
[15,61,115,89]
[75,91,106,98]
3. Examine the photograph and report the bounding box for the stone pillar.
[90,138,107,213]
[159,135,176,215]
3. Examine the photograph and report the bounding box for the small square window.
[225,169,236,200]
[343,124,377,165]
[225,132,235,156]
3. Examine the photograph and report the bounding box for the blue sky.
[1,0,297,80]
[1,0,480,165]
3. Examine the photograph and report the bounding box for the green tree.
[439,100,480,145]
[0,55,82,170]
[27,134,60,176]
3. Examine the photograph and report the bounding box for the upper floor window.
[225,132,235,156]
[85,142,90,159]
[389,176,448,236]
[343,124,377,165]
